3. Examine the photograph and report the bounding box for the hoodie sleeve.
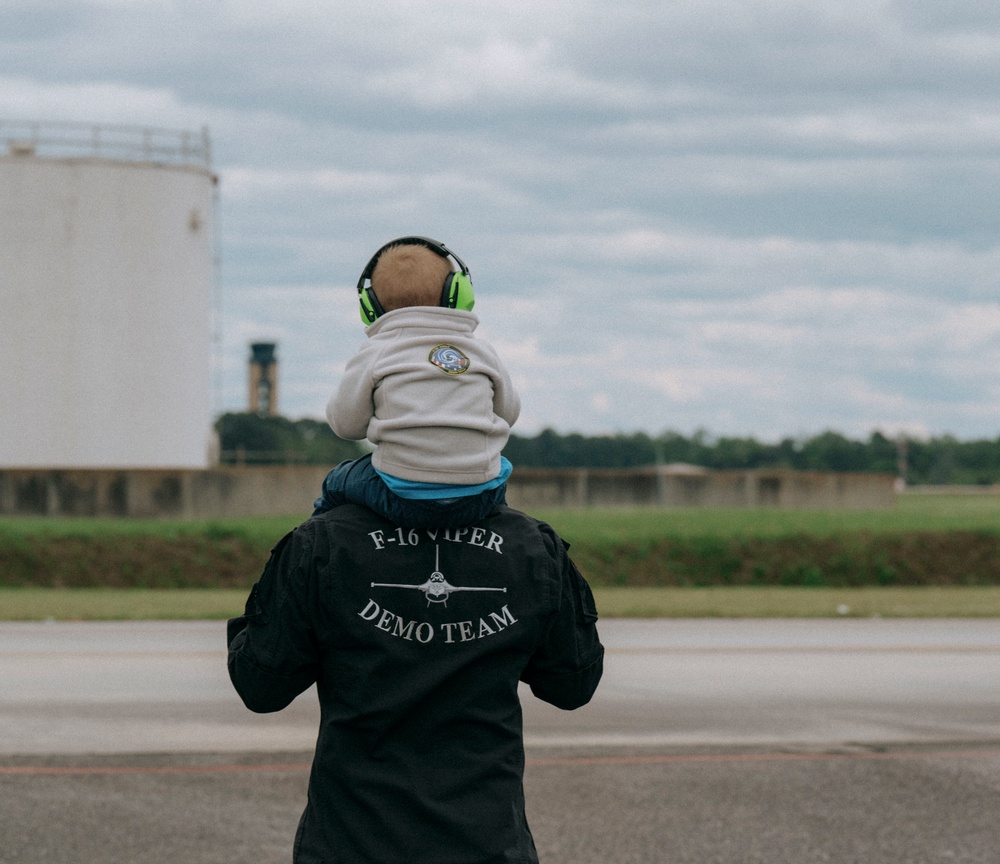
[327,342,379,441]
[489,350,521,427]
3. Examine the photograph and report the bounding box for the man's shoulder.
[490,504,551,530]
[303,503,377,532]
[476,506,567,560]
[496,505,565,550]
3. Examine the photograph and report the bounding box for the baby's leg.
[312,454,374,515]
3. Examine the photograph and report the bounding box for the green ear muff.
[441,270,475,312]
[359,285,384,324]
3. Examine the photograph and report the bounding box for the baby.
[313,236,520,528]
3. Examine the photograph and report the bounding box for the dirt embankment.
[571,531,1000,587]
[0,534,271,589]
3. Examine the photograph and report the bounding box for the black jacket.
[228,504,604,864]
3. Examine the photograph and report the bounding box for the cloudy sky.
[3,0,999,441]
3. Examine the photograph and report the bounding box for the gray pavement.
[2,619,999,862]
[2,618,999,753]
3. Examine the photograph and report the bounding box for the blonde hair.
[371,244,451,311]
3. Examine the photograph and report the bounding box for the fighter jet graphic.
[371,545,507,606]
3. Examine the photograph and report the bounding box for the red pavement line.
[0,762,311,776]
[3,748,999,776]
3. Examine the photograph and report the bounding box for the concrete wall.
[0,465,896,519]
[901,484,1000,496]
[0,467,328,520]
[508,466,896,510]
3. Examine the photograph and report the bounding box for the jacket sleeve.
[327,342,379,441]
[490,351,521,427]
[227,528,322,713]
[520,533,604,710]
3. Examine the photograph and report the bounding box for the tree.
[215,413,365,465]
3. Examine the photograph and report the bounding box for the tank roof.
[1,119,211,170]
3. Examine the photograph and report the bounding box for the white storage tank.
[0,121,216,468]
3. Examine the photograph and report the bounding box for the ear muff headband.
[357,236,474,324]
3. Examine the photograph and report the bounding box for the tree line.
[216,413,1000,485]
[503,429,1000,485]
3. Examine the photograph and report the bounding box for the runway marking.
[3,748,1000,776]
[526,748,1000,767]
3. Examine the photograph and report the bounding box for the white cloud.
[0,76,205,126]
[4,0,1000,440]
[221,167,404,198]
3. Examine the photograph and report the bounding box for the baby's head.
[356,236,476,324]
[370,243,453,313]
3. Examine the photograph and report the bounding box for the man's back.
[228,504,603,864]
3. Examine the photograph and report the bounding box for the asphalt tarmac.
[2,619,999,863]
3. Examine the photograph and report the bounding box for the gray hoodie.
[327,306,521,485]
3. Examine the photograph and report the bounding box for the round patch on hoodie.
[428,344,470,375]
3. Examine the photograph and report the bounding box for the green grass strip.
[3,492,1000,543]
[534,493,1000,542]
[3,586,1000,621]
[0,588,247,621]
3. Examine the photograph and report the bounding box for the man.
[227,501,604,864]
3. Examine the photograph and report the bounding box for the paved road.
[2,619,998,753]
[2,619,999,862]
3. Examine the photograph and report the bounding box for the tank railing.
[0,119,211,168]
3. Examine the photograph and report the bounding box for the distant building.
[249,342,278,417]
[0,119,216,468]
